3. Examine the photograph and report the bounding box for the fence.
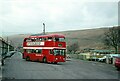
[0,37,14,57]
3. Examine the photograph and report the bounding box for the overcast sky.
[0,0,119,36]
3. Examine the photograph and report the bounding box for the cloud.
[0,0,119,35]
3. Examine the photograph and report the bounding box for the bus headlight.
[55,58,58,60]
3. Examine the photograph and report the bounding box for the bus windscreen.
[53,49,66,56]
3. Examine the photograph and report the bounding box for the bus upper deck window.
[39,38,43,41]
[48,37,53,41]
[36,38,39,41]
[31,38,35,41]
[26,38,31,42]
[59,38,65,42]
[43,38,47,41]
[24,39,26,42]
[55,38,59,41]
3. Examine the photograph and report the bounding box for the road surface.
[2,52,120,79]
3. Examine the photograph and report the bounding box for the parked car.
[107,54,120,58]
[97,56,107,62]
[66,54,71,61]
[90,56,98,61]
[115,57,120,70]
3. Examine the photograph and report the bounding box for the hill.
[51,28,109,49]
[6,27,109,50]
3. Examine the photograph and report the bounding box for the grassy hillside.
[7,28,109,50]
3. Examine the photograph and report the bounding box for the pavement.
[2,52,120,79]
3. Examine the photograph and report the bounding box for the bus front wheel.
[54,62,57,64]
[26,56,30,61]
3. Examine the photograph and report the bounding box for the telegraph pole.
[43,23,45,35]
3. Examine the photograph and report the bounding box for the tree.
[67,42,79,54]
[103,26,120,53]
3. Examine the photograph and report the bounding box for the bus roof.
[28,34,65,38]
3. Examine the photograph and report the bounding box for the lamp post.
[43,23,45,35]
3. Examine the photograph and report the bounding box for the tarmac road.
[2,52,119,79]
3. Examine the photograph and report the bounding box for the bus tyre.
[117,68,120,71]
[43,57,47,63]
[26,57,30,61]
[54,62,57,64]
[22,55,25,59]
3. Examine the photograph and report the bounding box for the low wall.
[68,54,117,65]
[68,53,90,60]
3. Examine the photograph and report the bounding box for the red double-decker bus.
[22,34,66,64]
